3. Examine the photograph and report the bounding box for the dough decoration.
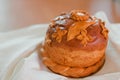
[67,21,95,46]
[70,10,90,21]
[51,10,108,46]
[100,21,109,39]
[52,27,67,43]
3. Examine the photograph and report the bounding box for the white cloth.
[0,12,120,80]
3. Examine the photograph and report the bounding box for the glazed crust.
[42,51,105,78]
[44,43,105,67]
[47,20,108,51]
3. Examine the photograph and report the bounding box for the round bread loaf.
[41,10,108,78]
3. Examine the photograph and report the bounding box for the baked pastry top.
[45,10,108,51]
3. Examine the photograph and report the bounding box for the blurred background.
[0,0,120,32]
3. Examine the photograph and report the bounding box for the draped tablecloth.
[0,12,120,80]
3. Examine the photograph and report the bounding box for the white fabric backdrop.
[0,12,120,80]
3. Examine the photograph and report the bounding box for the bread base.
[42,52,105,78]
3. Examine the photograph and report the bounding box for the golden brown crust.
[44,43,105,67]
[41,50,105,78]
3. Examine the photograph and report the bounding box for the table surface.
[0,0,120,32]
